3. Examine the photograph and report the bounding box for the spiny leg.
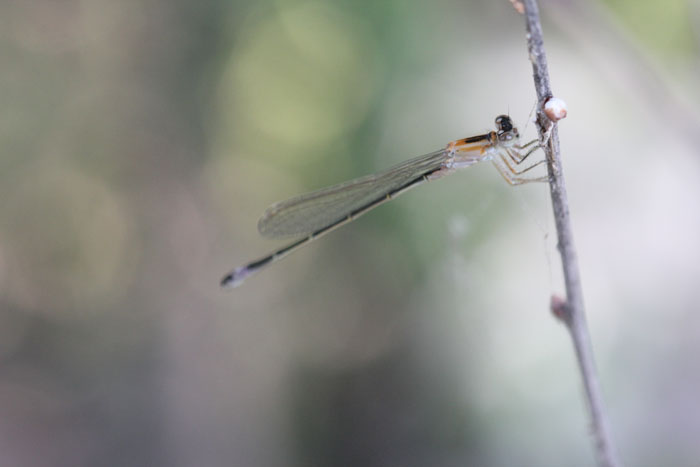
[506,139,539,163]
[513,139,542,154]
[515,138,539,151]
[491,157,548,185]
[506,141,541,164]
[502,151,549,183]
[501,151,547,175]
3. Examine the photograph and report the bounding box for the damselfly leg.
[491,140,548,185]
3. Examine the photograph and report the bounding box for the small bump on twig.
[550,294,569,322]
[509,0,525,14]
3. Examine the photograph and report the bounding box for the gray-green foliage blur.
[2,0,700,466]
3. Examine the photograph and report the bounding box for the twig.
[520,1,622,466]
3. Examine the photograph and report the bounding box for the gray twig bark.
[520,1,622,466]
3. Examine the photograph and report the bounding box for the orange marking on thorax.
[452,131,497,155]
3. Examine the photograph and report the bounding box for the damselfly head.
[495,115,513,132]
[495,115,519,144]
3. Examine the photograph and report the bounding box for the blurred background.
[2,0,700,465]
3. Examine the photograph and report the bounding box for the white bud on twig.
[544,97,568,122]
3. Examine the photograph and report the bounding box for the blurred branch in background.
[522,1,622,466]
[548,0,700,150]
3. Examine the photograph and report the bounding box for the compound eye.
[495,115,513,132]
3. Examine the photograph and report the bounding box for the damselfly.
[221,115,546,288]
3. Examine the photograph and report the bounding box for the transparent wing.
[258,149,449,238]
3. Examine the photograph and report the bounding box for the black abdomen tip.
[221,273,234,287]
